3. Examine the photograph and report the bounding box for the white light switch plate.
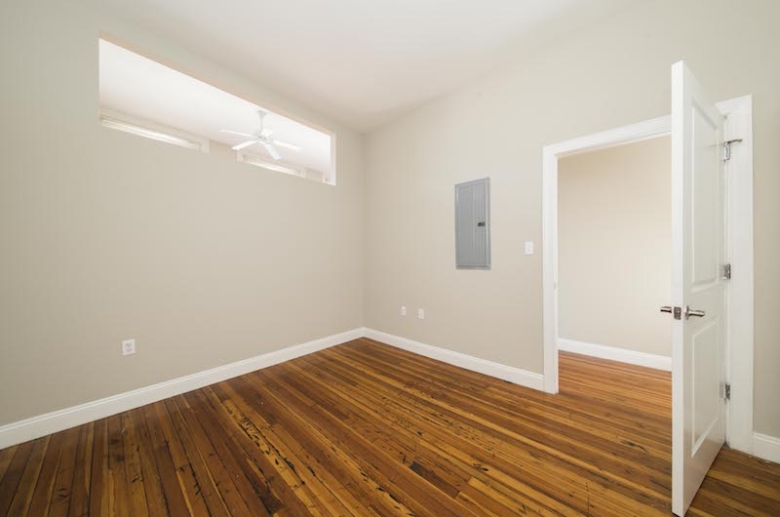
[524,241,535,255]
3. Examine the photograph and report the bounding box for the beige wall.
[0,1,364,427]
[365,0,780,436]
[558,137,671,356]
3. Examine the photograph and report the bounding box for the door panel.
[691,321,719,452]
[671,61,726,516]
[691,103,721,287]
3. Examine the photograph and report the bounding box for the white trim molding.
[542,116,671,395]
[364,329,544,391]
[0,328,364,450]
[558,339,672,371]
[717,95,755,455]
[753,433,780,464]
[100,108,210,153]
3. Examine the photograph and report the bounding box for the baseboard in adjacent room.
[0,328,364,450]
[753,433,780,464]
[557,338,672,371]
[363,328,544,391]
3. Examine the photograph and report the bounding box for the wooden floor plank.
[137,404,189,517]
[88,419,110,517]
[0,440,34,515]
[288,356,556,516]
[0,446,18,487]
[179,391,273,517]
[0,339,778,516]
[67,422,95,517]
[27,432,66,517]
[125,409,168,517]
[163,397,232,517]
[47,426,83,517]
[120,411,150,517]
[5,436,50,517]
[322,345,670,515]
[200,384,313,516]
[107,414,130,517]
[149,400,212,517]
[335,344,670,478]
[170,395,251,517]
[268,364,470,506]
[214,379,396,516]
[230,371,426,517]
[259,366,484,517]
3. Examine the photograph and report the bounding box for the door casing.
[540,95,754,454]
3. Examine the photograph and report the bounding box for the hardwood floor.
[0,338,778,516]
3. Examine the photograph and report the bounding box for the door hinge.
[722,139,743,162]
[724,383,731,401]
[722,263,732,280]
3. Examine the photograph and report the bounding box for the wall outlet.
[417,308,425,320]
[399,305,407,316]
[122,339,136,356]
[524,241,535,255]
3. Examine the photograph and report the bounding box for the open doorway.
[541,89,754,515]
[556,136,672,375]
[541,102,753,445]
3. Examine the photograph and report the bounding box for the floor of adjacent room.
[0,338,777,517]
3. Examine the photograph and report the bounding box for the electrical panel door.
[455,178,490,269]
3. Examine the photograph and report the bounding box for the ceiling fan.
[221,110,299,160]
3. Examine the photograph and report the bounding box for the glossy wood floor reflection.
[1,339,778,516]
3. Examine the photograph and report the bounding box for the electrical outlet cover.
[122,339,136,356]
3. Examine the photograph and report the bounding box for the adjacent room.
[557,136,672,370]
[1,1,778,516]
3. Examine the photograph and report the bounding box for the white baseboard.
[557,338,672,371]
[4,325,773,466]
[0,328,364,450]
[363,329,544,391]
[753,433,780,464]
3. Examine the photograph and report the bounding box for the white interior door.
[670,61,726,516]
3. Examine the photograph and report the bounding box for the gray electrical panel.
[455,178,490,269]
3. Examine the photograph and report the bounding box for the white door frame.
[541,95,754,453]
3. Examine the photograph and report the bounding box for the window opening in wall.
[99,109,209,152]
[98,37,336,184]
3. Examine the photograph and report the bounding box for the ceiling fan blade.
[272,140,300,151]
[221,129,254,138]
[232,140,257,151]
[262,141,282,160]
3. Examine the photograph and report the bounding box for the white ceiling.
[98,0,635,132]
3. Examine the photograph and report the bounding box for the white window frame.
[237,151,331,185]
[99,108,210,153]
